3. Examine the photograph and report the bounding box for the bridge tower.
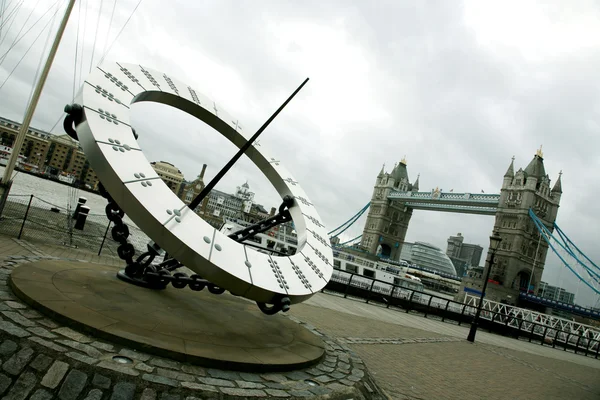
[471,148,563,302]
[360,158,418,260]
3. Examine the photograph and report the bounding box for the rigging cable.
[101,0,116,59]
[0,0,23,34]
[0,0,61,91]
[0,0,39,53]
[49,0,143,133]
[73,0,82,100]
[77,0,87,88]
[0,0,59,65]
[98,0,143,65]
[25,0,60,105]
[89,0,103,72]
[0,0,7,42]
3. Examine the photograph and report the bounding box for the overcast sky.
[1,0,599,307]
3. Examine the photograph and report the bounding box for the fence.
[0,194,151,258]
[326,270,600,359]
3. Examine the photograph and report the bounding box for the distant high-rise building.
[446,233,483,276]
[537,281,575,305]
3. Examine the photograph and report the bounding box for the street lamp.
[467,230,502,343]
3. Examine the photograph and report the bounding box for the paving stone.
[0,303,11,311]
[66,351,98,365]
[30,354,53,372]
[0,290,15,300]
[37,319,59,329]
[53,327,92,343]
[239,372,263,382]
[220,388,267,397]
[27,327,57,338]
[149,358,180,370]
[330,371,347,379]
[5,301,26,309]
[304,368,322,376]
[0,372,11,394]
[142,373,179,387]
[260,373,287,382]
[84,389,103,400]
[0,320,30,337]
[90,341,114,351]
[338,361,351,371]
[265,388,291,397]
[17,309,42,319]
[135,362,154,372]
[156,367,195,381]
[289,389,313,397]
[285,371,311,381]
[110,382,136,400]
[159,394,180,400]
[207,368,240,380]
[180,364,205,376]
[264,382,286,389]
[1,311,35,327]
[56,340,103,357]
[308,385,333,396]
[97,361,139,376]
[92,373,111,389]
[350,368,364,379]
[4,371,36,400]
[42,360,70,389]
[140,388,157,400]
[317,365,334,373]
[345,374,362,382]
[30,389,53,400]
[339,378,356,386]
[198,376,235,387]
[58,369,88,400]
[29,336,68,352]
[236,380,265,389]
[0,339,18,355]
[2,346,34,375]
[180,382,218,392]
[119,348,151,362]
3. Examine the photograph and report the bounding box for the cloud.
[1,0,599,306]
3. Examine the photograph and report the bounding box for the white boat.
[0,145,25,167]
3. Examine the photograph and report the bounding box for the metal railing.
[326,269,600,358]
[0,194,151,257]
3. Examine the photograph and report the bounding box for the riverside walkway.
[0,235,599,400]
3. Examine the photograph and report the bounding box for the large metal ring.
[74,62,333,304]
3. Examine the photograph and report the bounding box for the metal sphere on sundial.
[70,62,333,309]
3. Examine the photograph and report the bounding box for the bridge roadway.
[387,190,500,215]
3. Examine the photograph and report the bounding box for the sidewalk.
[1,235,599,400]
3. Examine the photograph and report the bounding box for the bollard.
[74,206,90,230]
[72,197,87,219]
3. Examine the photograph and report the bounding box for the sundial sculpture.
[63,62,333,315]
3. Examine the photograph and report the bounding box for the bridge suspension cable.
[328,202,370,237]
[529,209,600,297]
[338,234,362,246]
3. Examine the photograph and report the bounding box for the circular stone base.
[9,260,325,372]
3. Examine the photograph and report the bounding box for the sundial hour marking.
[283,178,298,186]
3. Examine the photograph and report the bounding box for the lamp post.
[467,230,502,343]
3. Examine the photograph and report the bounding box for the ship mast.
[1,0,77,185]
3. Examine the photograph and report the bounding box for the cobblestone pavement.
[289,298,600,400]
[0,253,385,400]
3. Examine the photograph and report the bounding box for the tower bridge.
[357,149,564,303]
